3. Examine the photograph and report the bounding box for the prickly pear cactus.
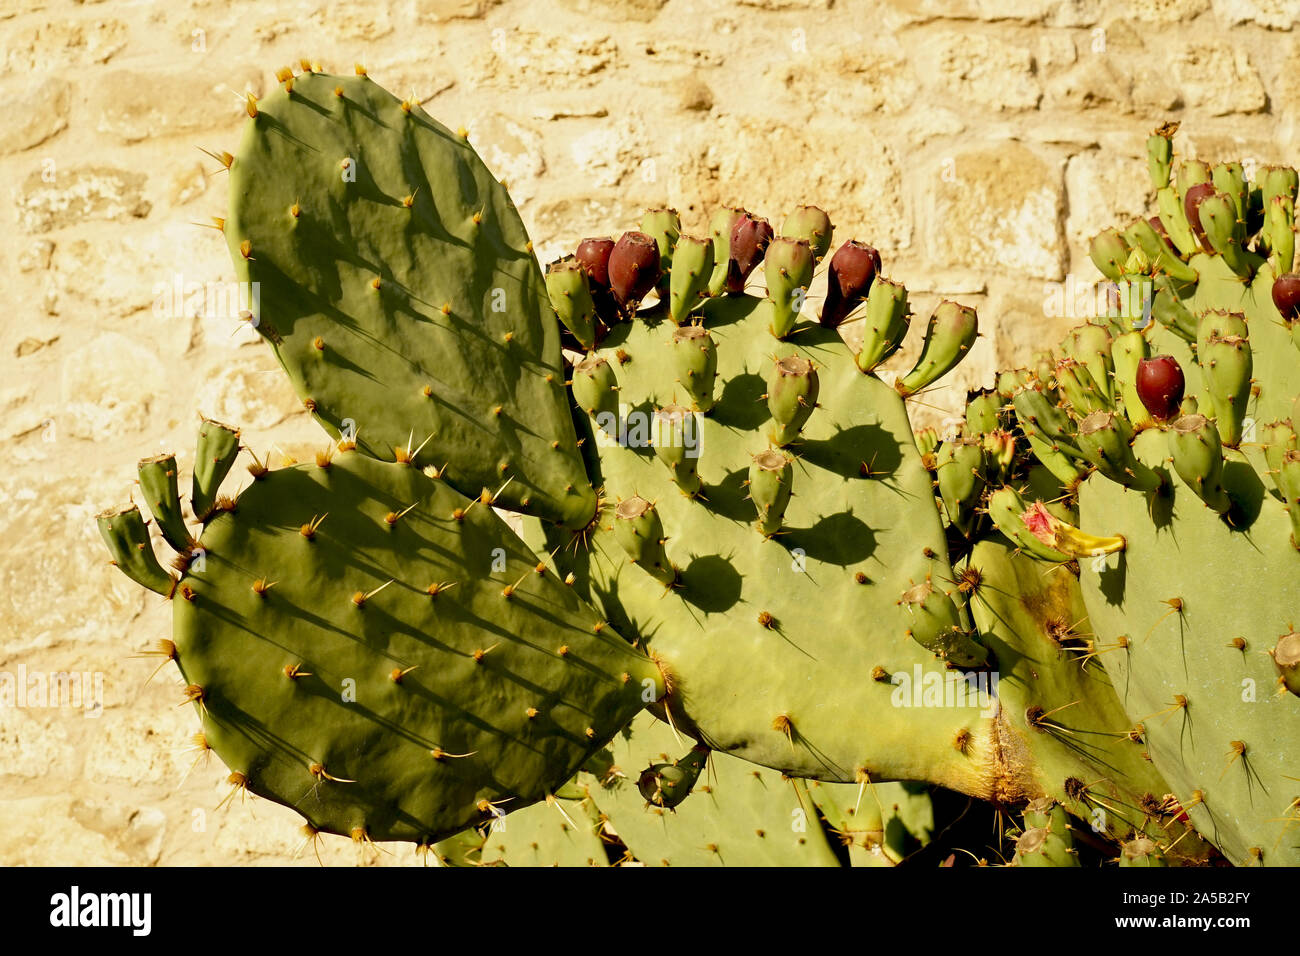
[225,68,595,529]
[94,66,1280,865]
[98,426,662,844]
[580,712,844,867]
[1023,125,1300,866]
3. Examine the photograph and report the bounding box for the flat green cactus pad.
[581,712,842,866]
[174,448,660,843]
[1080,430,1300,866]
[225,71,595,528]
[560,294,1020,798]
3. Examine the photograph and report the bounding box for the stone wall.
[1,0,1296,865]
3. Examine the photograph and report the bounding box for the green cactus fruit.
[1167,414,1232,514]
[1196,310,1252,448]
[706,207,746,297]
[613,496,677,587]
[637,743,709,808]
[1265,195,1295,275]
[763,237,814,338]
[1146,123,1176,190]
[640,208,681,300]
[1210,161,1247,220]
[1151,275,1199,343]
[897,576,987,667]
[1076,410,1163,493]
[965,389,1003,434]
[1259,420,1297,491]
[997,368,1032,399]
[1111,331,1151,426]
[1280,449,1300,548]
[748,449,793,537]
[935,438,984,537]
[225,72,596,529]
[667,235,714,326]
[1122,218,1198,284]
[1175,159,1212,202]
[1063,324,1115,405]
[1012,386,1085,461]
[652,405,703,496]
[1054,358,1109,417]
[572,354,620,429]
[986,487,1071,561]
[1157,185,1199,256]
[1089,229,1129,282]
[1120,835,1168,868]
[545,256,598,350]
[96,504,176,596]
[137,454,194,553]
[668,325,718,413]
[1270,631,1300,696]
[1259,165,1298,208]
[192,417,241,523]
[896,301,978,396]
[1197,191,1255,277]
[766,354,819,446]
[854,277,910,372]
[780,205,834,261]
[1013,826,1078,867]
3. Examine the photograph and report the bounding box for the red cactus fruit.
[725,214,774,294]
[819,240,882,328]
[1136,354,1186,422]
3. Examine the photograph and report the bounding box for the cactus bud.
[780,205,834,261]
[764,237,814,338]
[1168,414,1231,514]
[640,207,681,298]
[545,256,598,350]
[897,301,978,396]
[571,354,620,430]
[669,325,718,413]
[1269,631,1300,696]
[637,745,709,808]
[749,449,793,537]
[766,354,819,446]
[667,235,714,325]
[652,405,702,496]
[1089,229,1129,282]
[613,496,676,586]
